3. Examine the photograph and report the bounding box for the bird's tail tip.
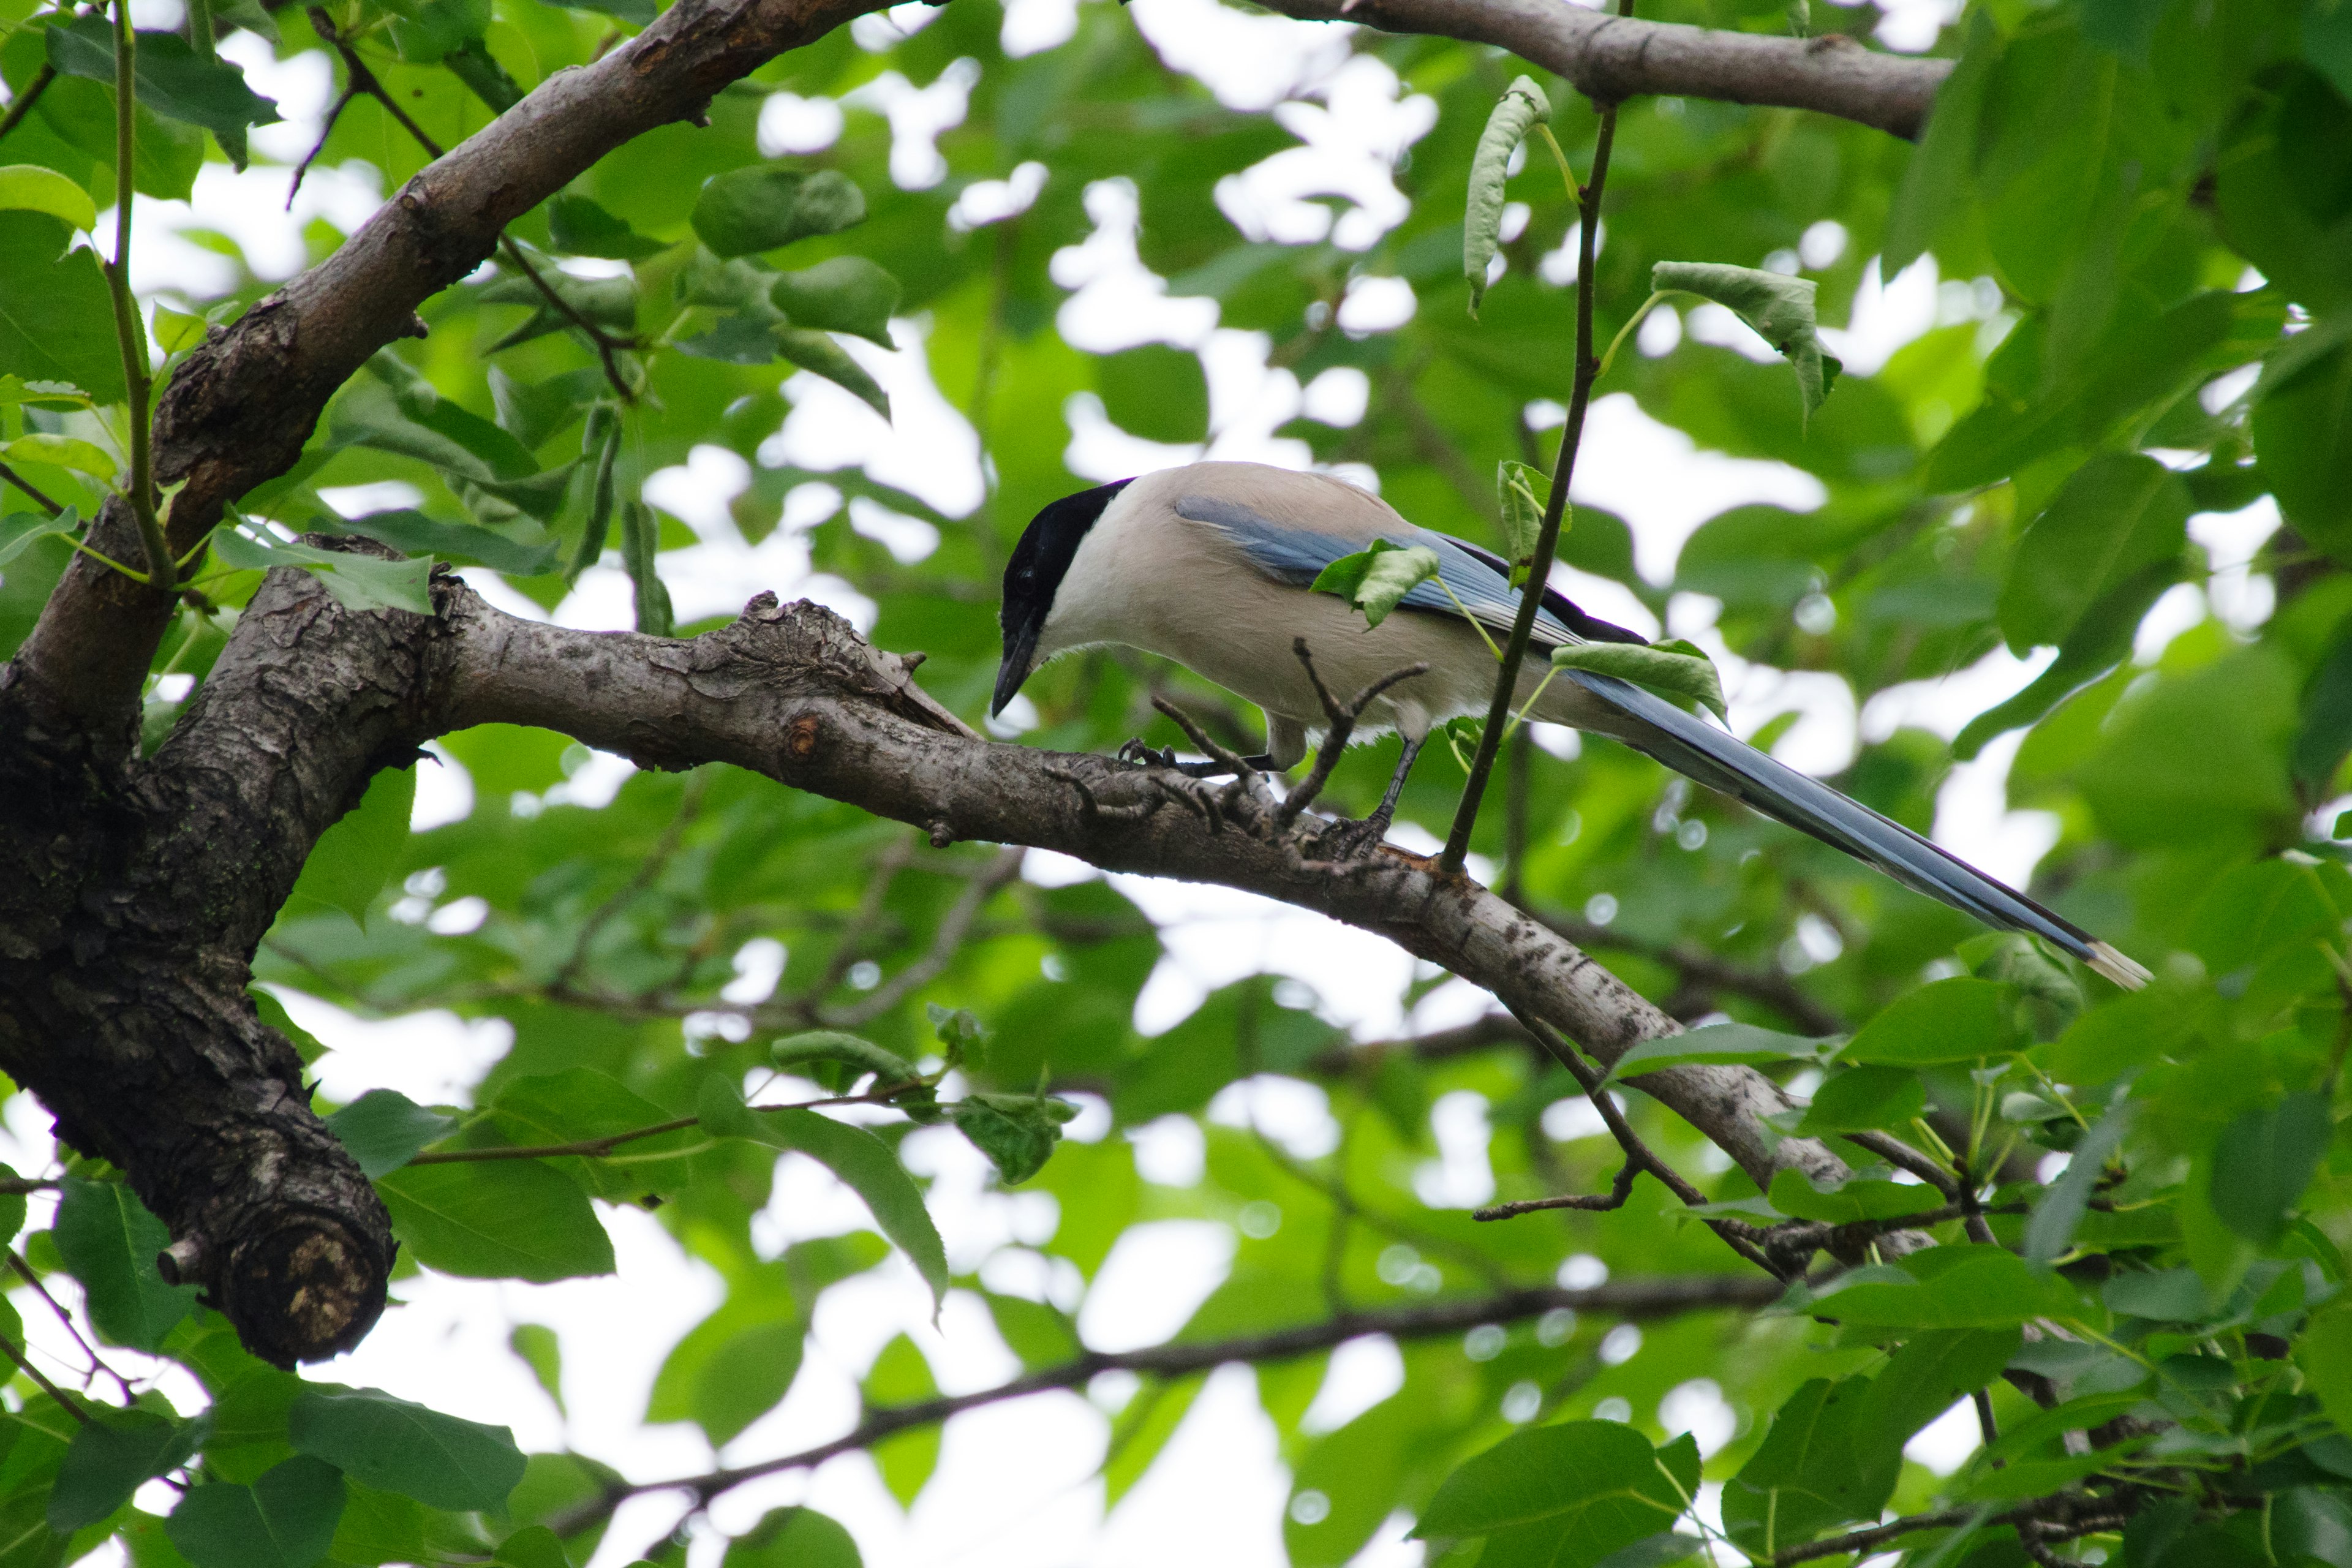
[2087,941,2153,992]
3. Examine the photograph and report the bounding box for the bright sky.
[7,0,2280,1561]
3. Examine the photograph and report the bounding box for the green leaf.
[374,1159,617,1282]
[0,213,126,404]
[1803,1246,2079,1329]
[0,505,77,567]
[286,766,416,929]
[1606,1022,1831,1081]
[211,529,437,617]
[493,1524,575,1568]
[1551,640,1728,723]
[711,1087,949,1310]
[771,1031,921,1084]
[691,167,865,258]
[315,508,560,578]
[1414,1421,1684,1563]
[1766,1167,1946,1224]
[0,164,96,232]
[539,0,655,24]
[647,1300,806,1445]
[1652,261,1841,422]
[1883,10,1995,276]
[1095,344,1209,443]
[769,257,902,347]
[49,1408,213,1531]
[1464,76,1548,318]
[618,498,672,635]
[2298,1308,2352,1438]
[1496,459,1548,587]
[288,1386,526,1512]
[54,1176,199,1351]
[722,1506,862,1567]
[163,1457,345,1568]
[323,1090,456,1179]
[1860,1329,2020,1451]
[1795,1065,1924,1134]
[1721,1377,1880,1556]
[0,1164,25,1250]
[547,193,669,260]
[152,304,207,355]
[1997,454,2191,653]
[1835,978,2020,1065]
[2024,1102,2132,1262]
[46,19,281,141]
[947,1090,1078,1186]
[510,1324,565,1415]
[2253,313,2352,560]
[3,431,114,479]
[1309,538,1441,629]
[2209,1092,2333,1244]
[774,328,890,420]
[1592,1536,1705,1568]
[1953,561,2176,760]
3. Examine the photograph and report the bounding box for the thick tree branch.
[1260,0,1950,139]
[7,0,893,743]
[428,585,1856,1207]
[553,1271,1781,1533]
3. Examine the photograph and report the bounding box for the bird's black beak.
[992,618,1040,718]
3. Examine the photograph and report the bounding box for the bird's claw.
[1118,738,1180,770]
[1309,814,1390,861]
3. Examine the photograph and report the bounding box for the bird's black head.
[993,478,1133,717]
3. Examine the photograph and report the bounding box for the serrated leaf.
[769,256,900,345]
[47,18,281,142]
[1835,977,2021,1066]
[1552,639,1727,722]
[691,167,865,258]
[1309,538,1441,629]
[1414,1420,1682,1556]
[289,1386,526,1512]
[947,1090,1077,1186]
[1464,75,1548,318]
[1653,260,1841,421]
[0,213,124,402]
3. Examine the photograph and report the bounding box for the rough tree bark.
[0,0,1951,1365]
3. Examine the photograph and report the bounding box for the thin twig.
[1442,82,1623,871]
[0,66,55,144]
[821,848,1026,1027]
[1774,1502,2132,1566]
[285,83,358,207]
[1475,1158,1636,1219]
[9,1248,134,1402]
[0,461,64,517]
[0,1335,89,1426]
[1275,641,1428,828]
[549,770,709,993]
[545,1272,1783,1536]
[306,9,635,399]
[1499,1005,1785,1278]
[1150,695,1255,779]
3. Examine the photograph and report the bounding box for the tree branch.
[1258,0,1950,139]
[551,1272,1781,1534]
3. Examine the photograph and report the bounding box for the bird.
[992,461,2150,991]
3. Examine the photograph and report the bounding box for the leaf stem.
[1442,94,1621,873]
[1596,288,1672,382]
[106,0,170,588]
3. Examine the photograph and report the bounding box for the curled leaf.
[772,1030,922,1086]
[1651,261,1841,423]
[1310,538,1442,628]
[1464,76,1550,319]
[1496,459,1552,586]
[948,1089,1079,1186]
[1551,637,1727,720]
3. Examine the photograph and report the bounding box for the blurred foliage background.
[6,0,2352,1561]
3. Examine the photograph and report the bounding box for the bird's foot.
[1308,812,1392,861]
[1118,738,1180,770]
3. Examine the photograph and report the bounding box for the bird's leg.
[1314,733,1427,859]
[1116,740,1278,777]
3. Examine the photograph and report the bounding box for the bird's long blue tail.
[1559,668,2151,991]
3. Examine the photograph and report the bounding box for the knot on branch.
[206,1206,394,1369]
[690,594,974,741]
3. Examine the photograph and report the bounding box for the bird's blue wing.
[1173,492,1599,645]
